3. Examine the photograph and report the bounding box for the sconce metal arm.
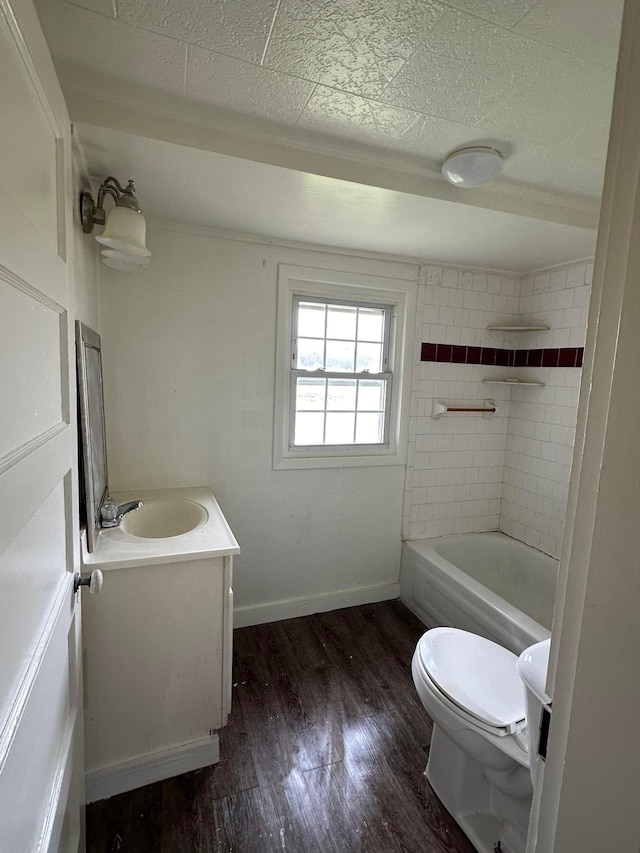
[80,176,140,233]
[96,183,120,209]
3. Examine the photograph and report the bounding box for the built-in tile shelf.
[482,379,545,386]
[485,324,550,331]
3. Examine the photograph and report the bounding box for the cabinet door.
[84,555,231,799]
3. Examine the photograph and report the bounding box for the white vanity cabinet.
[80,488,239,802]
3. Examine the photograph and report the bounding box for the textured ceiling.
[37,0,623,206]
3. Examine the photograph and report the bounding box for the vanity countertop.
[81,487,240,571]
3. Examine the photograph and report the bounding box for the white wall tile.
[403,259,591,561]
[499,261,591,558]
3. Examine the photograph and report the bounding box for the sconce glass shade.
[95,205,151,257]
[101,249,150,266]
[102,253,150,272]
[441,147,503,188]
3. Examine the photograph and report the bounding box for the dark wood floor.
[86,600,474,852]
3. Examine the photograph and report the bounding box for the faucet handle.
[101,499,118,524]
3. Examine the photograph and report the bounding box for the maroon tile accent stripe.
[420,342,584,368]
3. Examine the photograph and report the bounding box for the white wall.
[71,142,99,329]
[99,226,418,624]
[500,262,592,558]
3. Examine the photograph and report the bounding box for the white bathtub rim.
[404,532,555,629]
[406,567,549,651]
[401,532,554,651]
[406,552,549,649]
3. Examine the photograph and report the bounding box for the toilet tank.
[517,639,551,781]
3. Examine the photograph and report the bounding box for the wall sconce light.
[80,177,151,271]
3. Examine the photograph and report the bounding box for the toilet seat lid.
[417,628,526,729]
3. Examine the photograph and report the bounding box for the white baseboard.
[233,582,399,628]
[86,734,219,803]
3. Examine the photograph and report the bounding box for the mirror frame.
[76,321,109,552]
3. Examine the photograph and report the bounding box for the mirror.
[76,321,108,552]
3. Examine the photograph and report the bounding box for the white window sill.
[273,448,407,470]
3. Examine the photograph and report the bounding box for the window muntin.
[290,296,393,448]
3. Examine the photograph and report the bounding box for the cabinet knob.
[75,569,104,595]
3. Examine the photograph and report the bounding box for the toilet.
[412,627,550,853]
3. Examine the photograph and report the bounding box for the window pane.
[298,337,324,369]
[326,304,357,340]
[294,412,324,445]
[288,293,393,453]
[358,308,385,342]
[357,379,386,411]
[297,302,326,338]
[325,412,355,444]
[355,412,384,443]
[296,377,326,410]
[326,340,355,371]
[327,379,356,411]
[356,342,383,372]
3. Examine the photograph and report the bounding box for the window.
[274,265,415,470]
[291,296,393,447]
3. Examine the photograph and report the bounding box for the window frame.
[274,264,416,470]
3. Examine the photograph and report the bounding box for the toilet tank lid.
[517,639,551,704]
[417,628,526,729]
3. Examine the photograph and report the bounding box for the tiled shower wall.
[500,262,593,557]
[403,260,592,559]
[403,265,520,540]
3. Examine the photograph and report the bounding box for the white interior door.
[0,1,84,850]
[528,1,640,850]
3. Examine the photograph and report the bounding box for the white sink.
[120,498,208,539]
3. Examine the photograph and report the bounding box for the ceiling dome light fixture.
[441,146,504,189]
[80,176,151,271]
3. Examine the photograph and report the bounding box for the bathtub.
[399,532,558,654]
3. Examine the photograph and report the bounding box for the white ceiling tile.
[381,11,545,123]
[515,0,623,67]
[557,121,612,164]
[502,144,606,199]
[264,0,447,97]
[478,55,616,147]
[36,0,620,207]
[186,47,315,124]
[296,87,420,145]
[414,10,542,80]
[440,0,539,27]
[115,0,279,64]
[383,51,510,124]
[64,0,115,18]
[397,114,513,163]
[37,0,186,95]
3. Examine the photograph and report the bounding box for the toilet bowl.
[412,627,550,853]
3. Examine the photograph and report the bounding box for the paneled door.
[0,0,84,850]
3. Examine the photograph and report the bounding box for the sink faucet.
[100,498,143,528]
